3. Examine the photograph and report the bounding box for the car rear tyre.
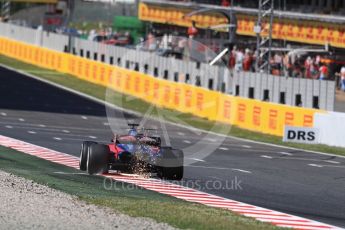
[86,143,110,175]
[159,166,183,181]
[157,148,184,180]
[79,141,97,171]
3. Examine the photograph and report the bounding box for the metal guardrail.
[0,22,336,111]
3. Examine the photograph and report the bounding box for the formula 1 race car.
[79,124,184,180]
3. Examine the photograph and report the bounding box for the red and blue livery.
[79,124,184,180]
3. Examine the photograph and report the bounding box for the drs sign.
[283,126,319,144]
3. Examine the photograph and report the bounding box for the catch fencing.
[0,34,323,136]
[0,22,335,111]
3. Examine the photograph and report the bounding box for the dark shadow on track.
[0,66,136,118]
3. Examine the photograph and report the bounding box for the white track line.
[325,160,340,164]
[279,152,293,156]
[261,155,273,159]
[187,165,232,170]
[308,164,323,168]
[186,157,205,162]
[232,168,252,174]
[188,165,251,174]
[219,147,229,151]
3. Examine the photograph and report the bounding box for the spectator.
[187,21,198,39]
[146,33,157,51]
[304,56,312,79]
[274,52,283,70]
[340,66,345,91]
[228,46,236,69]
[88,29,96,41]
[235,49,244,72]
[292,60,302,78]
[310,58,319,79]
[250,50,257,72]
[177,37,187,53]
[283,53,292,77]
[315,55,321,66]
[319,64,328,80]
[243,48,253,71]
[221,0,230,6]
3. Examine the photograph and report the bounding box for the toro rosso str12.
[79,124,184,180]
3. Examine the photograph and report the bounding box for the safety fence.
[0,22,335,111]
[0,36,322,136]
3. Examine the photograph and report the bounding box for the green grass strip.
[0,146,282,230]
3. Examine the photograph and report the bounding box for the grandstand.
[139,0,345,75]
[168,0,345,15]
[137,0,345,110]
[140,0,345,48]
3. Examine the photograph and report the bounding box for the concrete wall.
[232,72,335,111]
[314,112,345,147]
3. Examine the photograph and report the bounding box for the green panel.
[113,16,145,30]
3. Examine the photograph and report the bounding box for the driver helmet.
[128,129,138,137]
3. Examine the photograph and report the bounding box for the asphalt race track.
[0,66,344,228]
